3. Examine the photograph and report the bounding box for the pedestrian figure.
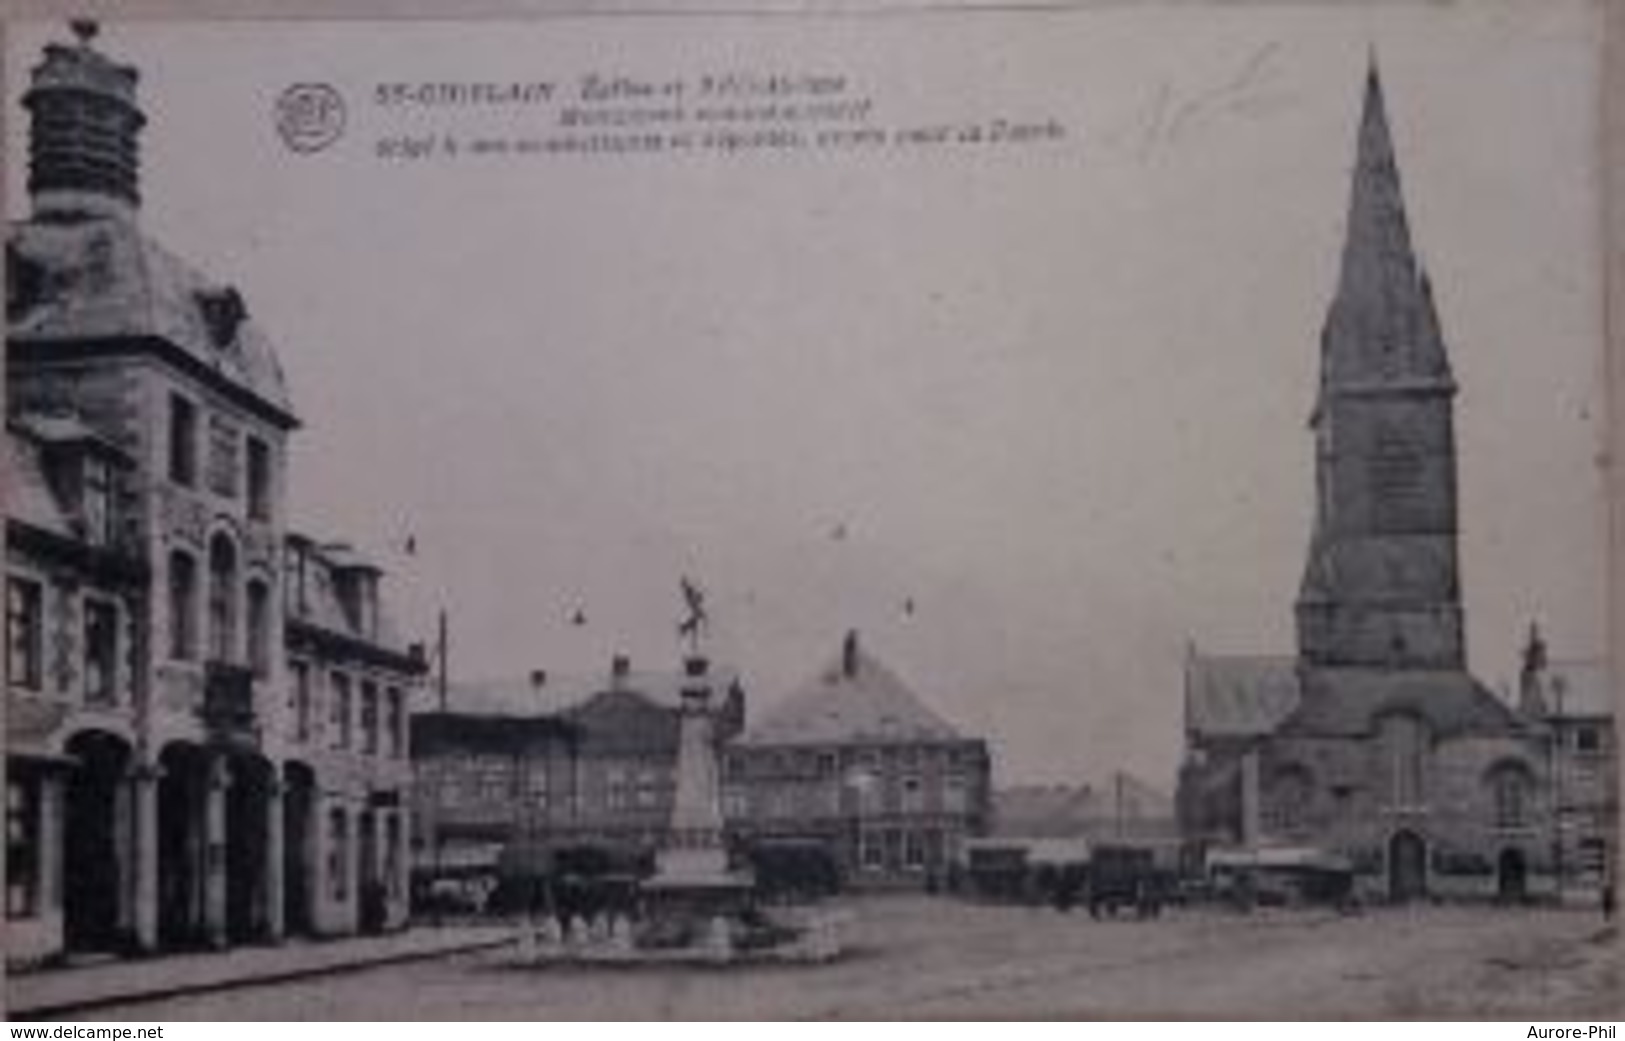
[1602,878,1615,923]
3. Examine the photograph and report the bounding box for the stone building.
[414,656,743,881]
[410,707,581,892]
[724,631,991,887]
[1176,63,1557,902]
[1517,627,1617,893]
[5,25,423,965]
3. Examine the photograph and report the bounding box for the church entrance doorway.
[1388,830,1427,903]
[1497,848,1527,903]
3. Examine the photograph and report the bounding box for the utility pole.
[436,608,449,713]
[1553,682,1565,904]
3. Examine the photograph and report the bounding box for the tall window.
[206,417,240,499]
[386,688,404,758]
[82,456,113,547]
[361,682,379,755]
[245,580,271,676]
[6,776,39,918]
[331,672,352,750]
[207,535,237,663]
[1383,714,1428,809]
[6,578,43,690]
[168,394,197,487]
[246,436,272,522]
[1266,765,1315,835]
[83,598,118,705]
[168,552,197,660]
[1491,765,1531,829]
[289,660,312,742]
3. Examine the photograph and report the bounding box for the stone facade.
[412,657,744,884]
[1177,63,1561,903]
[725,631,992,887]
[5,25,423,966]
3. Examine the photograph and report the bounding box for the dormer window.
[195,287,247,350]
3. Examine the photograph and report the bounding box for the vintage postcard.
[2,0,1618,1020]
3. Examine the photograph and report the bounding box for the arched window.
[168,551,197,660]
[208,534,238,663]
[1380,713,1429,809]
[1488,763,1533,829]
[245,578,271,676]
[1265,764,1315,836]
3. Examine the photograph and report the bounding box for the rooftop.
[739,631,968,747]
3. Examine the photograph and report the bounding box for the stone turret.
[23,21,146,222]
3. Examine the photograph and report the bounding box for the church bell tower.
[1295,60,1465,672]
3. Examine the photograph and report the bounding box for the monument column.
[1240,747,1262,848]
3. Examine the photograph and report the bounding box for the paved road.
[64,898,1620,1020]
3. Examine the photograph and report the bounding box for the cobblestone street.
[54,898,1621,1020]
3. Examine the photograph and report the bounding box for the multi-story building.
[1176,62,1557,903]
[413,655,743,882]
[1517,627,1617,894]
[724,631,992,887]
[5,24,422,966]
[410,707,581,894]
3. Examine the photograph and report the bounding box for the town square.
[3,5,1616,1021]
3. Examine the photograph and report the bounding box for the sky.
[5,2,1608,790]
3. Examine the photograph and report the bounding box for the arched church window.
[1381,713,1428,809]
[1265,764,1315,835]
[1487,763,1532,829]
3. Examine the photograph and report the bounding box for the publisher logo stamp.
[275,83,346,154]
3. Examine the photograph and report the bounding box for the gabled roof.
[448,665,744,719]
[285,534,415,660]
[739,633,964,747]
[8,216,295,423]
[1184,654,1301,740]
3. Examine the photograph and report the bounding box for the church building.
[1177,62,1558,902]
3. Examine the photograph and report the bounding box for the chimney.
[529,669,547,692]
[24,21,146,222]
[610,654,630,690]
[842,629,860,678]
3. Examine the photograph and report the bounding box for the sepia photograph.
[1,0,1618,1020]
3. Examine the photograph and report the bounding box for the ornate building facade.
[1177,64,1561,902]
[5,26,423,965]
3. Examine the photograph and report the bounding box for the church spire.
[1296,58,1465,673]
[1319,56,1452,393]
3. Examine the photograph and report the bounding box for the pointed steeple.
[1296,58,1465,672]
[1319,56,1453,392]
